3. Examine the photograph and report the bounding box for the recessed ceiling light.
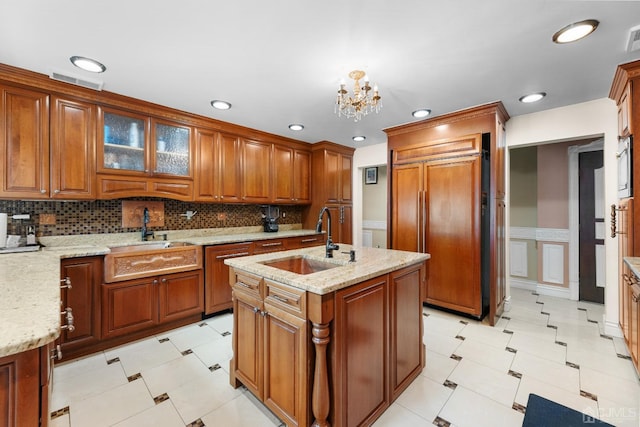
[70,56,106,73]
[210,100,232,110]
[288,124,304,131]
[352,136,366,142]
[412,109,431,119]
[519,92,546,103]
[552,19,599,44]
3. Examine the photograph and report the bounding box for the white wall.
[506,97,620,336]
[352,143,387,247]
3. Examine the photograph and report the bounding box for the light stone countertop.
[0,226,320,358]
[224,245,431,295]
[624,257,640,279]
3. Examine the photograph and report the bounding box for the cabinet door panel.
[233,294,262,397]
[195,128,217,200]
[263,306,308,426]
[0,85,49,198]
[242,139,271,203]
[324,151,340,203]
[425,156,481,314]
[158,270,203,323]
[391,163,423,252]
[0,348,40,427]
[51,97,95,198]
[273,145,293,203]
[293,149,311,203]
[60,257,102,349]
[340,154,352,202]
[389,264,424,399]
[205,243,251,314]
[102,279,157,338]
[334,277,388,427]
[218,133,241,202]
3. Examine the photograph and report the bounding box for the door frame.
[568,138,604,300]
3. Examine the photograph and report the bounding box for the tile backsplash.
[0,199,303,237]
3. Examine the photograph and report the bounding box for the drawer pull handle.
[301,238,319,243]
[60,277,72,289]
[237,282,251,288]
[216,252,250,259]
[261,242,283,247]
[272,294,289,304]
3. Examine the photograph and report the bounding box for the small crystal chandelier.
[335,70,382,122]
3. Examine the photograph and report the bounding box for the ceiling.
[2,1,640,148]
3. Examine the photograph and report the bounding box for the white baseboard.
[510,278,571,299]
[603,317,623,338]
[510,278,537,292]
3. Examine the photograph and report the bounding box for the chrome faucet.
[316,207,339,258]
[141,207,154,241]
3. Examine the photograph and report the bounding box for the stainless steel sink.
[104,241,201,282]
[262,255,341,275]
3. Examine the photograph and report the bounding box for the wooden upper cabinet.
[97,106,149,175]
[151,118,192,178]
[51,96,96,199]
[0,84,50,198]
[196,129,242,202]
[273,145,311,204]
[241,139,272,203]
[313,144,353,205]
[618,82,632,137]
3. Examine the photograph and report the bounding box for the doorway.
[578,150,605,303]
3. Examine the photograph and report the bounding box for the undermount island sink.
[104,241,202,283]
[262,255,342,275]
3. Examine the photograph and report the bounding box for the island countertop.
[224,244,431,295]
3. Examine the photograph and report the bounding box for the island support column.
[308,292,334,427]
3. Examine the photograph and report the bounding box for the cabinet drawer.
[253,239,286,254]
[233,271,263,299]
[265,279,306,318]
[285,235,323,249]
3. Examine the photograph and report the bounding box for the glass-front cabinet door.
[99,108,148,173]
[153,120,191,177]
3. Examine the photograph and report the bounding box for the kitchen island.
[225,245,430,427]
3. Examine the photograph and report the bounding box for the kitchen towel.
[0,213,6,248]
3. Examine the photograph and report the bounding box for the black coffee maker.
[261,205,280,232]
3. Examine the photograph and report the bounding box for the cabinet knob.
[54,189,60,194]
[40,189,47,194]
[161,278,167,283]
[253,307,260,314]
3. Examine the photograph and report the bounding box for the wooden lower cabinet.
[230,261,425,427]
[0,343,51,427]
[59,257,102,358]
[102,269,203,339]
[205,243,252,315]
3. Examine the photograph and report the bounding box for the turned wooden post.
[311,322,331,427]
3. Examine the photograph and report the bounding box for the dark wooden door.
[579,150,604,303]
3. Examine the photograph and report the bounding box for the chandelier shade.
[335,70,381,122]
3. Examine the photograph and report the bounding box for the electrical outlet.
[217,213,226,221]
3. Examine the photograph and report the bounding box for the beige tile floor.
[50,288,640,427]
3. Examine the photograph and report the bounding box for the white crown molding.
[509,226,536,240]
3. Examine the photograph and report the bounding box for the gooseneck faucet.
[141,207,154,241]
[316,207,339,258]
